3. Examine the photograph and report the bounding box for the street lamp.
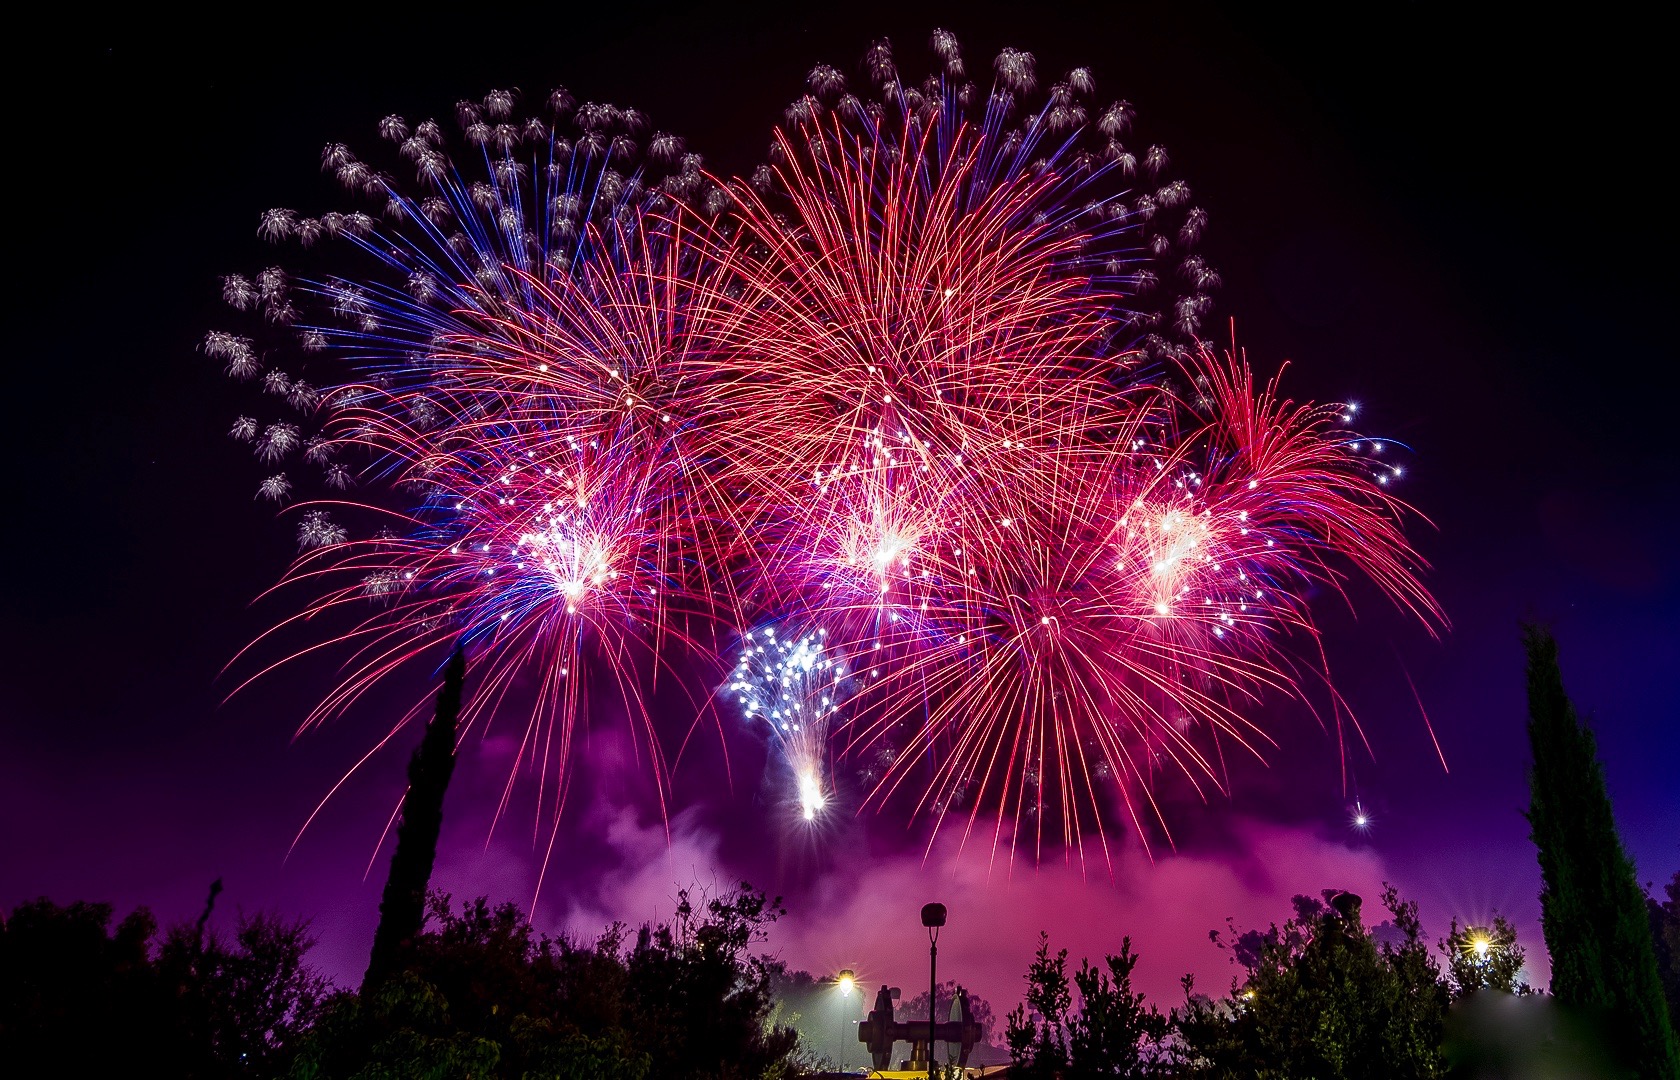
[835,969,855,1070]
[921,903,946,1080]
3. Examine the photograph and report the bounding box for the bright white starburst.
[726,623,854,822]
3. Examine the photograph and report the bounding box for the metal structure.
[857,977,983,1071]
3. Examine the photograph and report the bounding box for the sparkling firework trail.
[724,624,855,821]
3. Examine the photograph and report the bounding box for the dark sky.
[4,3,1675,1012]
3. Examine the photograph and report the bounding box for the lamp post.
[921,903,946,1080]
[836,969,855,1070]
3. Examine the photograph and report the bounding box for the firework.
[827,343,1440,870]
[689,30,1219,678]
[216,88,735,855]
[700,34,1204,559]
[692,31,1438,865]
[212,34,1440,869]
[724,623,856,821]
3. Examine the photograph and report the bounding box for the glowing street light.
[835,969,856,1069]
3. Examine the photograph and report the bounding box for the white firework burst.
[221,275,257,310]
[322,462,353,490]
[256,422,301,463]
[257,473,292,503]
[994,47,1037,94]
[296,511,347,550]
[258,208,297,243]
[725,624,855,822]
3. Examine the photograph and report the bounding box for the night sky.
[5,3,1675,1018]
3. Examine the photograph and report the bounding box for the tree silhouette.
[1173,888,1449,1078]
[0,896,327,1074]
[1066,938,1169,1078]
[0,899,164,1068]
[365,646,465,990]
[1653,871,1680,1036]
[1006,932,1072,1077]
[1524,624,1679,1078]
[293,884,798,1079]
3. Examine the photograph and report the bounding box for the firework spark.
[818,344,1440,871]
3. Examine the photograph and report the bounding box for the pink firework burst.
[686,32,1441,868]
[210,35,1443,874]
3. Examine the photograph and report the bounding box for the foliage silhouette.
[1440,913,1531,997]
[1525,624,1680,1078]
[1171,887,1449,1079]
[292,882,800,1079]
[1006,932,1169,1077]
[1653,871,1680,1035]
[1067,938,1171,1078]
[0,895,328,1076]
[366,646,464,990]
[1006,931,1073,1076]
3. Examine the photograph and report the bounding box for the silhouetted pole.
[364,646,464,990]
[922,903,946,1079]
[194,878,223,943]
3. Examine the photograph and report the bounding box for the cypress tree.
[1524,624,1678,1079]
[364,646,465,990]
[1653,872,1680,1035]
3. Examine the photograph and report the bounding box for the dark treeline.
[1,883,801,1078]
[4,630,1674,1077]
[6,872,1677,1077]
[1001,880,1674,1078]
[0,892,328,1075]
